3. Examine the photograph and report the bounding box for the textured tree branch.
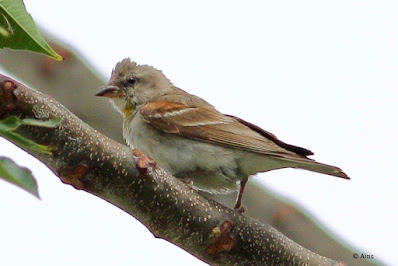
[0,74,345,265]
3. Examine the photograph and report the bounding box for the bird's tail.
[240,153,350,180]
[287,158,350,179]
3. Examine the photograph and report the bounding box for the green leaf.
[0,0,62,60]
[0,116,61,130]
[15,117,61,128]
[0,156,40,198]
[0,116,61,155]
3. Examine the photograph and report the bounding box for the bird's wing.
[139,101,310,158]
[225,115,314,156]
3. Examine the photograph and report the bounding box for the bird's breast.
[123,115,242,176]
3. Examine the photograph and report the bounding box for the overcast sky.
[1,1,397,265]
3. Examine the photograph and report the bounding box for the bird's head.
[96,58,173,117]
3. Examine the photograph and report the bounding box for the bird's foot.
[234,205,247,214]
[181,178,194,189]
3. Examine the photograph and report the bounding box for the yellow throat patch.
[122,105,135,118]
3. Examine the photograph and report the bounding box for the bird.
[96,58,350,210]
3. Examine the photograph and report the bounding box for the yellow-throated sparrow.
[96,58,349,210]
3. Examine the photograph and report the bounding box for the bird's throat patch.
[123,105,135,118]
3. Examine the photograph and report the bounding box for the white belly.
[123,114,293,193]
[123,116,244,193]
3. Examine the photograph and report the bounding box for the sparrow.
[96,58,349,210]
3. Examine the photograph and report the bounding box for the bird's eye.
[126,77,136,85]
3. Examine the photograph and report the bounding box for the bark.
[0,74,346,265]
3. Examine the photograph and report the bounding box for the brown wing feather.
[139,101,305,158]
[225,115,314,156]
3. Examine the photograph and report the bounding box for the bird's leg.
[234,178,248,213]
[181,178,194,189]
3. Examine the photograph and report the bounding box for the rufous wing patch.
[140,102,188,133]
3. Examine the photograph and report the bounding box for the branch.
[0,74,345,265]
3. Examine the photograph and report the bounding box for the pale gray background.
[0,1,397,265]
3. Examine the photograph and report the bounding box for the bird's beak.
[95,85,122,98]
